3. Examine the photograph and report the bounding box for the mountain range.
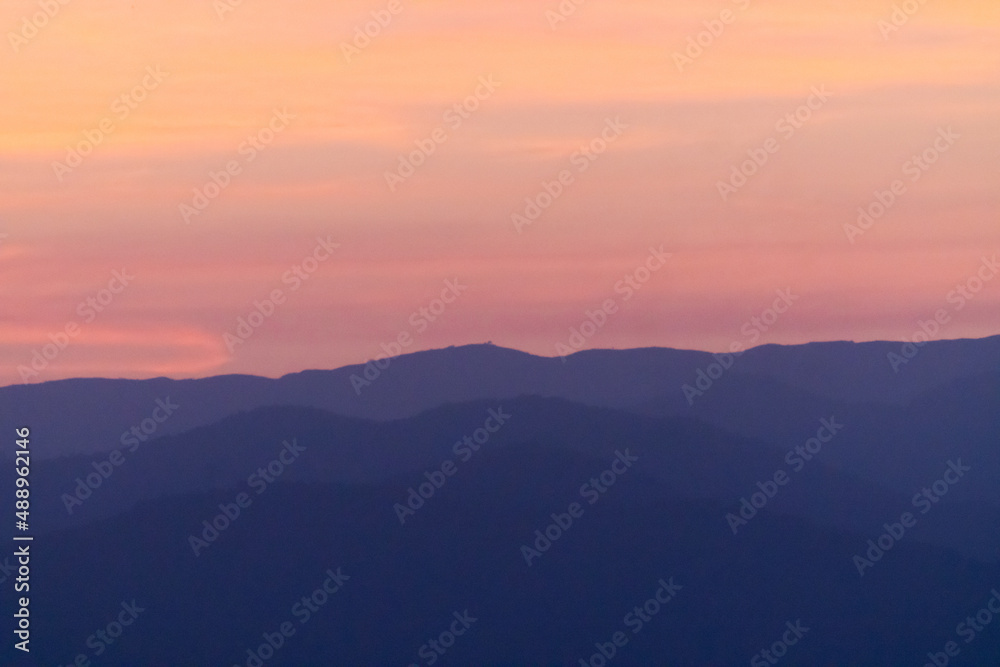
[2,338,999,664]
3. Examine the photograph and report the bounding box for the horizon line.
[4,333,999,388]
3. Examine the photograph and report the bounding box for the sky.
[1,0,999,385]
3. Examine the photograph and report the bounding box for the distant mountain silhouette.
[4,336,999,459]
[2,338,999,664]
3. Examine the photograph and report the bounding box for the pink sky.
[2,0,999,384]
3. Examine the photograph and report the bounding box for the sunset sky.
[2,0,998,384]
